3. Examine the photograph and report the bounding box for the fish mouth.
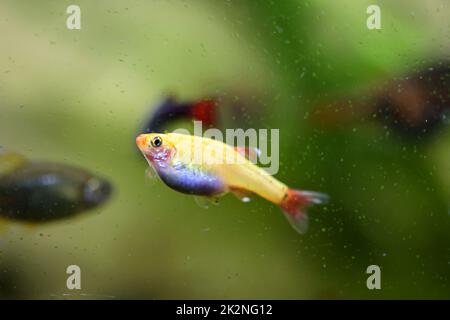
[136,134,148,150]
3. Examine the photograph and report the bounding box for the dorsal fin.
[0,148,28,176]
[234,146,261,161]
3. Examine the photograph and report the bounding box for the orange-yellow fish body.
[136,133,328,233]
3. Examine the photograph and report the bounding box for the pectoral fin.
[144,166,159,187]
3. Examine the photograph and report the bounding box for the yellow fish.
[136,132,328,233]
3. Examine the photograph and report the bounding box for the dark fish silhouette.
[0,149,112,222]
[141,96,216,133]
[313,61,450,140]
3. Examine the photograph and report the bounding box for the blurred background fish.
[312,61,450,141]
[141,96,217,134]
[140,89,264,136]
[0,148,113,223]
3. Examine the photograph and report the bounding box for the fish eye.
[151,136,163,148]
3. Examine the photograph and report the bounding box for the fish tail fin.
[280,189,329,234]
[190,99,217,126]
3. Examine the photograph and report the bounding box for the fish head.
[136,133,176,165]
[82,176,113,208]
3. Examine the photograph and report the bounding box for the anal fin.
[194,196,220,209]
[230,187,252,203]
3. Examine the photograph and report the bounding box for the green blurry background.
[1,0,450,299]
